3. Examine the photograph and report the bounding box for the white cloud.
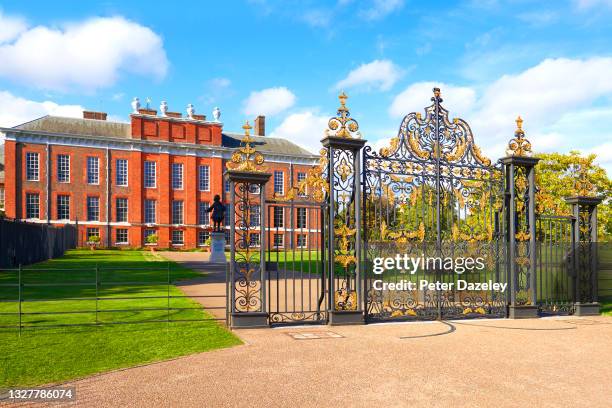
[302,9,331,28]
[574,0,612,9]
[0,90,83,128]
[210,77,231,89]
[0,11,27,43]
[201,77,232,104]
[243,87,296,116]
[472,57,612,155]
[111,92,125,101]
[0,15,168,92]
[389,81,477,118]
[335,59,404,92]
[359,0,404,21]
[269,110,329,154]
[386,57,612,174]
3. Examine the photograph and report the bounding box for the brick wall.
[4,143,319,249]
[3,114,320,250]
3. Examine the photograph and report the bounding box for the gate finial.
[226,120,266,172]
[506,115,532,157]
[325,92,361,139]
[573,157,596,197]
[432,87,443,102]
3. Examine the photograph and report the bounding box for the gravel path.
[21,315,612,408]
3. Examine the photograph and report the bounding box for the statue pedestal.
[209,232,226,264]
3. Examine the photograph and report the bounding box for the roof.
[14,115,132,138]
[222,132,315,157]
[8,115,318,158]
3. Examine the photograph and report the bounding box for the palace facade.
[0,105,319,249]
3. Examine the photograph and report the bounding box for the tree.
[535,151,611,240]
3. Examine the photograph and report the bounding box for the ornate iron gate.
[226,89,604,328]
[265,200,327,324]
[363,88,507,321]
[536,215,576,314]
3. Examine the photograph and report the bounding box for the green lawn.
[0,250,241,387]
[601,297,612,316]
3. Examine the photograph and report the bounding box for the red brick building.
[0,106,319,249]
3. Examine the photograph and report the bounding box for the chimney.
[254,115,265,136]
[83,111,108,121]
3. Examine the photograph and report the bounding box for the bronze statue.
[207,195,226,232]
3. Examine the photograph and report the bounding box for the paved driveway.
[43,315,612,407]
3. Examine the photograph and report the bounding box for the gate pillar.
[226,121,271,328]
[322,93,367,325]
[501,117,540,319]
[566,193,602,315]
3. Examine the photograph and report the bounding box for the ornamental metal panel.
[363,88,507,321]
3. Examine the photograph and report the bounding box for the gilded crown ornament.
[506,116,533,157]
[325,92,361,139]
[573,158,595,196]
[226,121,266,172]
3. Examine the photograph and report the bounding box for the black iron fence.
[0,219,76,268]
[0,263,227,332]
[536,215,575,314]
[265,201,327,324]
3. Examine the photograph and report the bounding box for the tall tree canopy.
[535,151,611,239]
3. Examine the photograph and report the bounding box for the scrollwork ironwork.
[233,182,263,312]
[364,87,507,320]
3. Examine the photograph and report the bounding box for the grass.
[0,250,241,387]
[601,297,612,316]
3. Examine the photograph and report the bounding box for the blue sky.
[1,0,612,172]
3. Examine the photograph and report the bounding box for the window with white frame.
[273,233,284,248]
[116,198,128,222]
[144,199,156,224]
[198,230,210,246]
[198,165,210,191]
[297,234,307,248]
[115,159,128,186]
[144,161,156,188]
[250,205,260,227]
[296,207,307,229]
[297,172,307,196]
[57,155,70,183]
[172,200,183,224]
[115,228,128,244]
[172,230,184,245]
[172,163,183,189]
[249,233,260,247]
[199,202,210,225]
[26,152,39,181]
[273,206,284,228]
[26,193,39,219]
[144,229,156,242]
[87,196,100,221]
[57,195,70,220]
[87,157,99,185]
[274,171,284,195]
[86,228,99,240]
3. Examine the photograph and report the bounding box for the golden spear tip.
[242,120,252,134]
[516,116,523,131]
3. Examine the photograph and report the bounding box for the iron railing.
[0,262,227,333]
